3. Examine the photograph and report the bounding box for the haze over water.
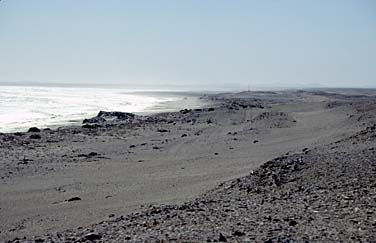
[0,85,202,133]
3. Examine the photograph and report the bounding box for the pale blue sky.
[0,0,375,89]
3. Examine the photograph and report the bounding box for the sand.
[1,89,375,242]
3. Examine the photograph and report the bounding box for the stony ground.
[9,127,376,242]
[3,90,376,243]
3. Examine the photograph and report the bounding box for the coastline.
[0,86,209,133]
[1,89,375,242]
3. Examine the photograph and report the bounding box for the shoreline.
[0,89,210,134]
[1,89,376,242]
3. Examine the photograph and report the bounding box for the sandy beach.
[1,89,375,242]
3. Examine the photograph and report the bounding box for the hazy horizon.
[1,1,375,89]
[1,80,376,92]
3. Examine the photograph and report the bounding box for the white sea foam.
[0,86,200,133]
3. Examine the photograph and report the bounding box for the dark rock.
[157,129,169,133]
[77,152,98,158]
[253,140,259,143]
[219,233,227,242]
[83,111,135,125]
[181,134,187,137]
[28,127,40,133]
[83,116,106,124]
[82,124,97,129]
[83,233,102,241]
[67,197,81,202]
[19,157,33,165]
[288,219,298,226]
[34,239,44,242]
[208,108,215,111]
[98,111,135,119]
[30,134,41,139]
[88,152,98,157]
[180,109,192,114]
[233,230,245,236]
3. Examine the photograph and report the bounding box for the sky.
[0,0,375,89]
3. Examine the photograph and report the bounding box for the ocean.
[0,85,205,133]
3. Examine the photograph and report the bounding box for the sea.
[0,85,206,133]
